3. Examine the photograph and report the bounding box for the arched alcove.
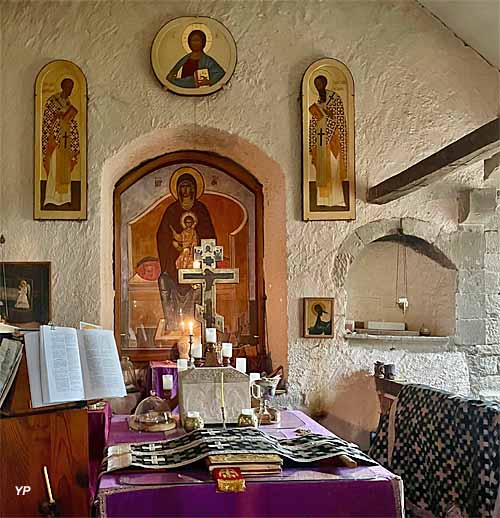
[346,237,457,336]
[334,218,461,341]
[100,126,288,372]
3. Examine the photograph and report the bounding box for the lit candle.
[236,358,247,373]
[177,359,188,371]
[206,327,217,343]
[193,260,201,269]
[181,321,185,332]
[188,321,194,335]
[192,341,203,358]
[222,342,232,358]
[162,374,173,390]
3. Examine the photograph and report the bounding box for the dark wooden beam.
[368,118,500,204]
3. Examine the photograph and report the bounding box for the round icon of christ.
[151,17,237,96]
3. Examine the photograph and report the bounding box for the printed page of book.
[24,331,45,407]
[0,339,23,408]
[77,329,126,399]
[41,325,85,403]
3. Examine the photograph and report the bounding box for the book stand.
[0,335,90,517]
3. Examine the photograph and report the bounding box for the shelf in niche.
[344,333,451,350]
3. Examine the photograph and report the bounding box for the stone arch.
[334,218,458,289]
[99,125,288,370]
[333,217,462,341]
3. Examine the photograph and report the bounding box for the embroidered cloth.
[105,426,377,472]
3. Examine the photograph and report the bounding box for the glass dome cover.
[134,390,171,425]
[128,391,176,432]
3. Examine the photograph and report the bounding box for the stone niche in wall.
[345,235,457,338]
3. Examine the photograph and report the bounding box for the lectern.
[0,335,89,517]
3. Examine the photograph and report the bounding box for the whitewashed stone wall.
[1,0,498,446]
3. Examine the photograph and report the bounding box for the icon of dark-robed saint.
[307,303,332,336]
[303,298,334,338]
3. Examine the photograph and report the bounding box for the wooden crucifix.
[178,239,239,336]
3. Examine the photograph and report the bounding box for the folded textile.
[104,427,377,472]
[369,384,500,517]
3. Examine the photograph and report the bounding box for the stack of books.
[207,454,283,476]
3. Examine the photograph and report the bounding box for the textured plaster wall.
[1,0,498,445]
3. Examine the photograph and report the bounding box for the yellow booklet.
[208,454,282,465]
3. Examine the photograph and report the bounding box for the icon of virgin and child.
[166,29,225,89]
[156,167,216,331]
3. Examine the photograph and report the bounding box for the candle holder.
[205,342,221,367]
[187,333,194,367]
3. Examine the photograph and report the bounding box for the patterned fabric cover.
[105,427,377,472]
[369,384,500,517]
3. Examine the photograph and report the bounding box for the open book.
[0,339,24,409]
[25,326,126,407]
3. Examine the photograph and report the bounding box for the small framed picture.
[303,298,334,338]
[0,262,51,328]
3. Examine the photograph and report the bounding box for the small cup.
[384,364,396,380]
[374,361,385,378]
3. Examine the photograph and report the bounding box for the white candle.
[236,358,247,373]
[206,327,217,343]
[188,321,194,335]
[162,374,173,390]
[192,341,203,359]
[222,342,232,358]
[249,373,261,384]
[193,260,201,269]
[177,359,188,371]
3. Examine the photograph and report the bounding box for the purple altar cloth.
[88,402,112,502]
[96,411,403,517]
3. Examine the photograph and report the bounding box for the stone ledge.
[479,390,500,402]
[344,333,451,352]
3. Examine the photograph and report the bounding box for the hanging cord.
[404,243,408,299]
[395,240,400,302]
[0,235,8,320]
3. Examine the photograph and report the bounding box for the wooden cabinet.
[0,341,89,517]
[0,408,89,517]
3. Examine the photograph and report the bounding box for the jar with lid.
[184,411,204,432]
[238,408,258,427]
